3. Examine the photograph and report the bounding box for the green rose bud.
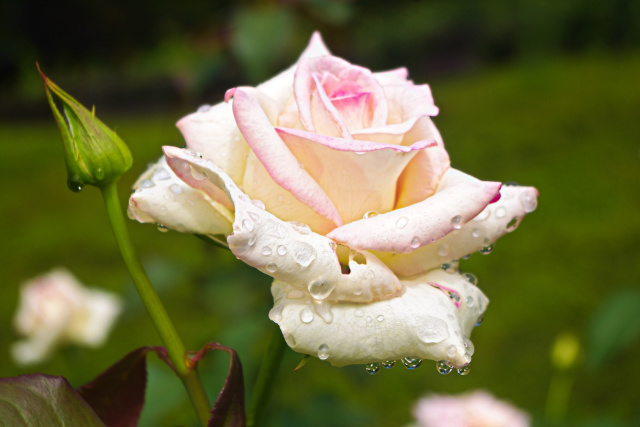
[38,64,132,191]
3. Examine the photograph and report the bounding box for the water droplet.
[189,165,206,181]
[268,304,283,323]
[466,296,475,307]
[416,316,450,343]
[410,236,421,249]
[153,168,171,181]
[506,216,519,232]
[266,263,277,273]
[95,167,105,180]
[464,352,472,364]
[451,215,463,229]
[317,344,329,360]
[300,307,314,323]
[197,104,211,113]
[126,206,136,220]
[474,208,490,221]
[495,206,506,218]
[519,191,538,212]
[157,224,169,233]
[308,279,335,300]
[479,240,494,255]
[366,316,373,323]
[288,221,312,235]
[139,179,155,189]
[376,315,385,322]
[261,246,272,256]
[457,365,471,375]
[402,357,422,370]
[277,245,288,255]
[441,260,459,274]
[242,219,254,232]
[287,289,304,299]
[475,315,484,327]
[365,363,380,375]
[354,309,364,317]
[463,336,475,355]
[363,211,379,219]
[293,242,316,267]
[396,217,408,229]
[382,360,395,369]
[436,360,453,375]
[264,219,288,239]
[471,228,481,238]
[248,234,257,246]
[463,272,478,285]
[251,199,265,210]
[238,194,249,202]
[438,243,450,257]
[446,345,457,358]
[354,286,363,296]
[169,183,182,195]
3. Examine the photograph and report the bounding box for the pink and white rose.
[12,268,122,365]
[413,390,530,427]
[129,33,538,368]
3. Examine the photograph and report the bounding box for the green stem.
[101,182,211,426]
[247,323,286,427]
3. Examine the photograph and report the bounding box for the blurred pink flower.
[413,390,530,427]
[11,268,122,365]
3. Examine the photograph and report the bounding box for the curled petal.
[163,146,403,303]
[128,157,233,236]
[231,87,343,227]
[276,127,436,224]
[378,185,539,276]
[270,268,488,367]
[373,67,410,85]
[327,169,502,254]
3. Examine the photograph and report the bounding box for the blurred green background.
[1,0,639,426]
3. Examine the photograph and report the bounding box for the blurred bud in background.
[39,64,132,192]
[412,390,530,427]
[11,268,122,366]
[551,332,581,371]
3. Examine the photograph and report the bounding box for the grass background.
[1,1,640,425]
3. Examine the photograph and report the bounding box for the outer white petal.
[129,156,233,237]
[163,146,403,304]
[270,268,488,368]
[377,185,539,277]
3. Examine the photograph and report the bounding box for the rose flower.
[129,33,538,370]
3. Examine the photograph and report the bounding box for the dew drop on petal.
[457,365,471,376]
[446,345,457,358]
[294,242,316,267]
[354,309,364,317]
[308,279,335,300]
[376,315,385,322]
[396,217,408,229]
[495,206,507,218]
[463,336,475,356]
[451,215,463,229]
[436,360,453,375]
[242,219,254,232]
[466,296,475,307]
[410,236,421,249]
[248,234,257,246]
[475,315,484,327]
[266,263,277,273]
[382,360,395,369]
[472,228,481,238]
[463,272,478,285]
[261,246,272,256]
[288,221,311,234]
[506,216,519,232]
[169,183,182,195]
[464,353,472,364]
[189,165,206,181]
[248,212,261,224]
[519,190,538,212]
[363,211,379,219]
[157,224,169,233]
[268,304,283,323]
[402,357,422,370]
[438,243,450,257]
[277,245,288,255]
[354,286,363,296]
[197,104,212,113]
[251,199,265,210]
[317,344,329,360]
[300,308,314,323]
[139,179,155,189]
[153,168,171,181]
[365,363,380,375]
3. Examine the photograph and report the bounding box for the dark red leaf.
[76,346,171,427]
[187,342,245,427]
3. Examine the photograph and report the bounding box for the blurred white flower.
[413,390,530,427]
[11,268,122,365]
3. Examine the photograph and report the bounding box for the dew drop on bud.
[471,228,481,238]
[396,216,408,229]
[261,246,272,256]
[242,219,254,232]
[197,104,212,113]
[157,224,169,233]
[402,357,422,370]
[266,263,277,273]
[519,191,538,212]
[139,179,155,189]
[436,360,453,375]
[317,344,329,360]
[495,206,507,218]
[438,243,450,257]
[451,215,463,229]
[376,315,385,322]
[382,360,395,369]
[463,272,478,285]
[410,236,421,249]
[251,199,265,210]
[457,365,471,375]
[300,307,314,323]
[506,216,519,232]
[277,245,288,255]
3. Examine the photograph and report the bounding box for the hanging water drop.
[519,191,538,212]
[300,308,314,323]
[506,216,519,232]
[365,363,380,375]
[317,344,329,360]
[308,279,335,300]
[410,236,421,249]
[457,365,471,376]
[382,360,395,369]
[157,224,169,233]
[402,357,422,370]
[463,272,478,285]
[266,263,277,273]
[450,215,463,229]
[475,315,484,327]
[479,242,494,255]
[436,360,453,375]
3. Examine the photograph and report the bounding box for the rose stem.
[101,182,211,426]
[246,322,287,426]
